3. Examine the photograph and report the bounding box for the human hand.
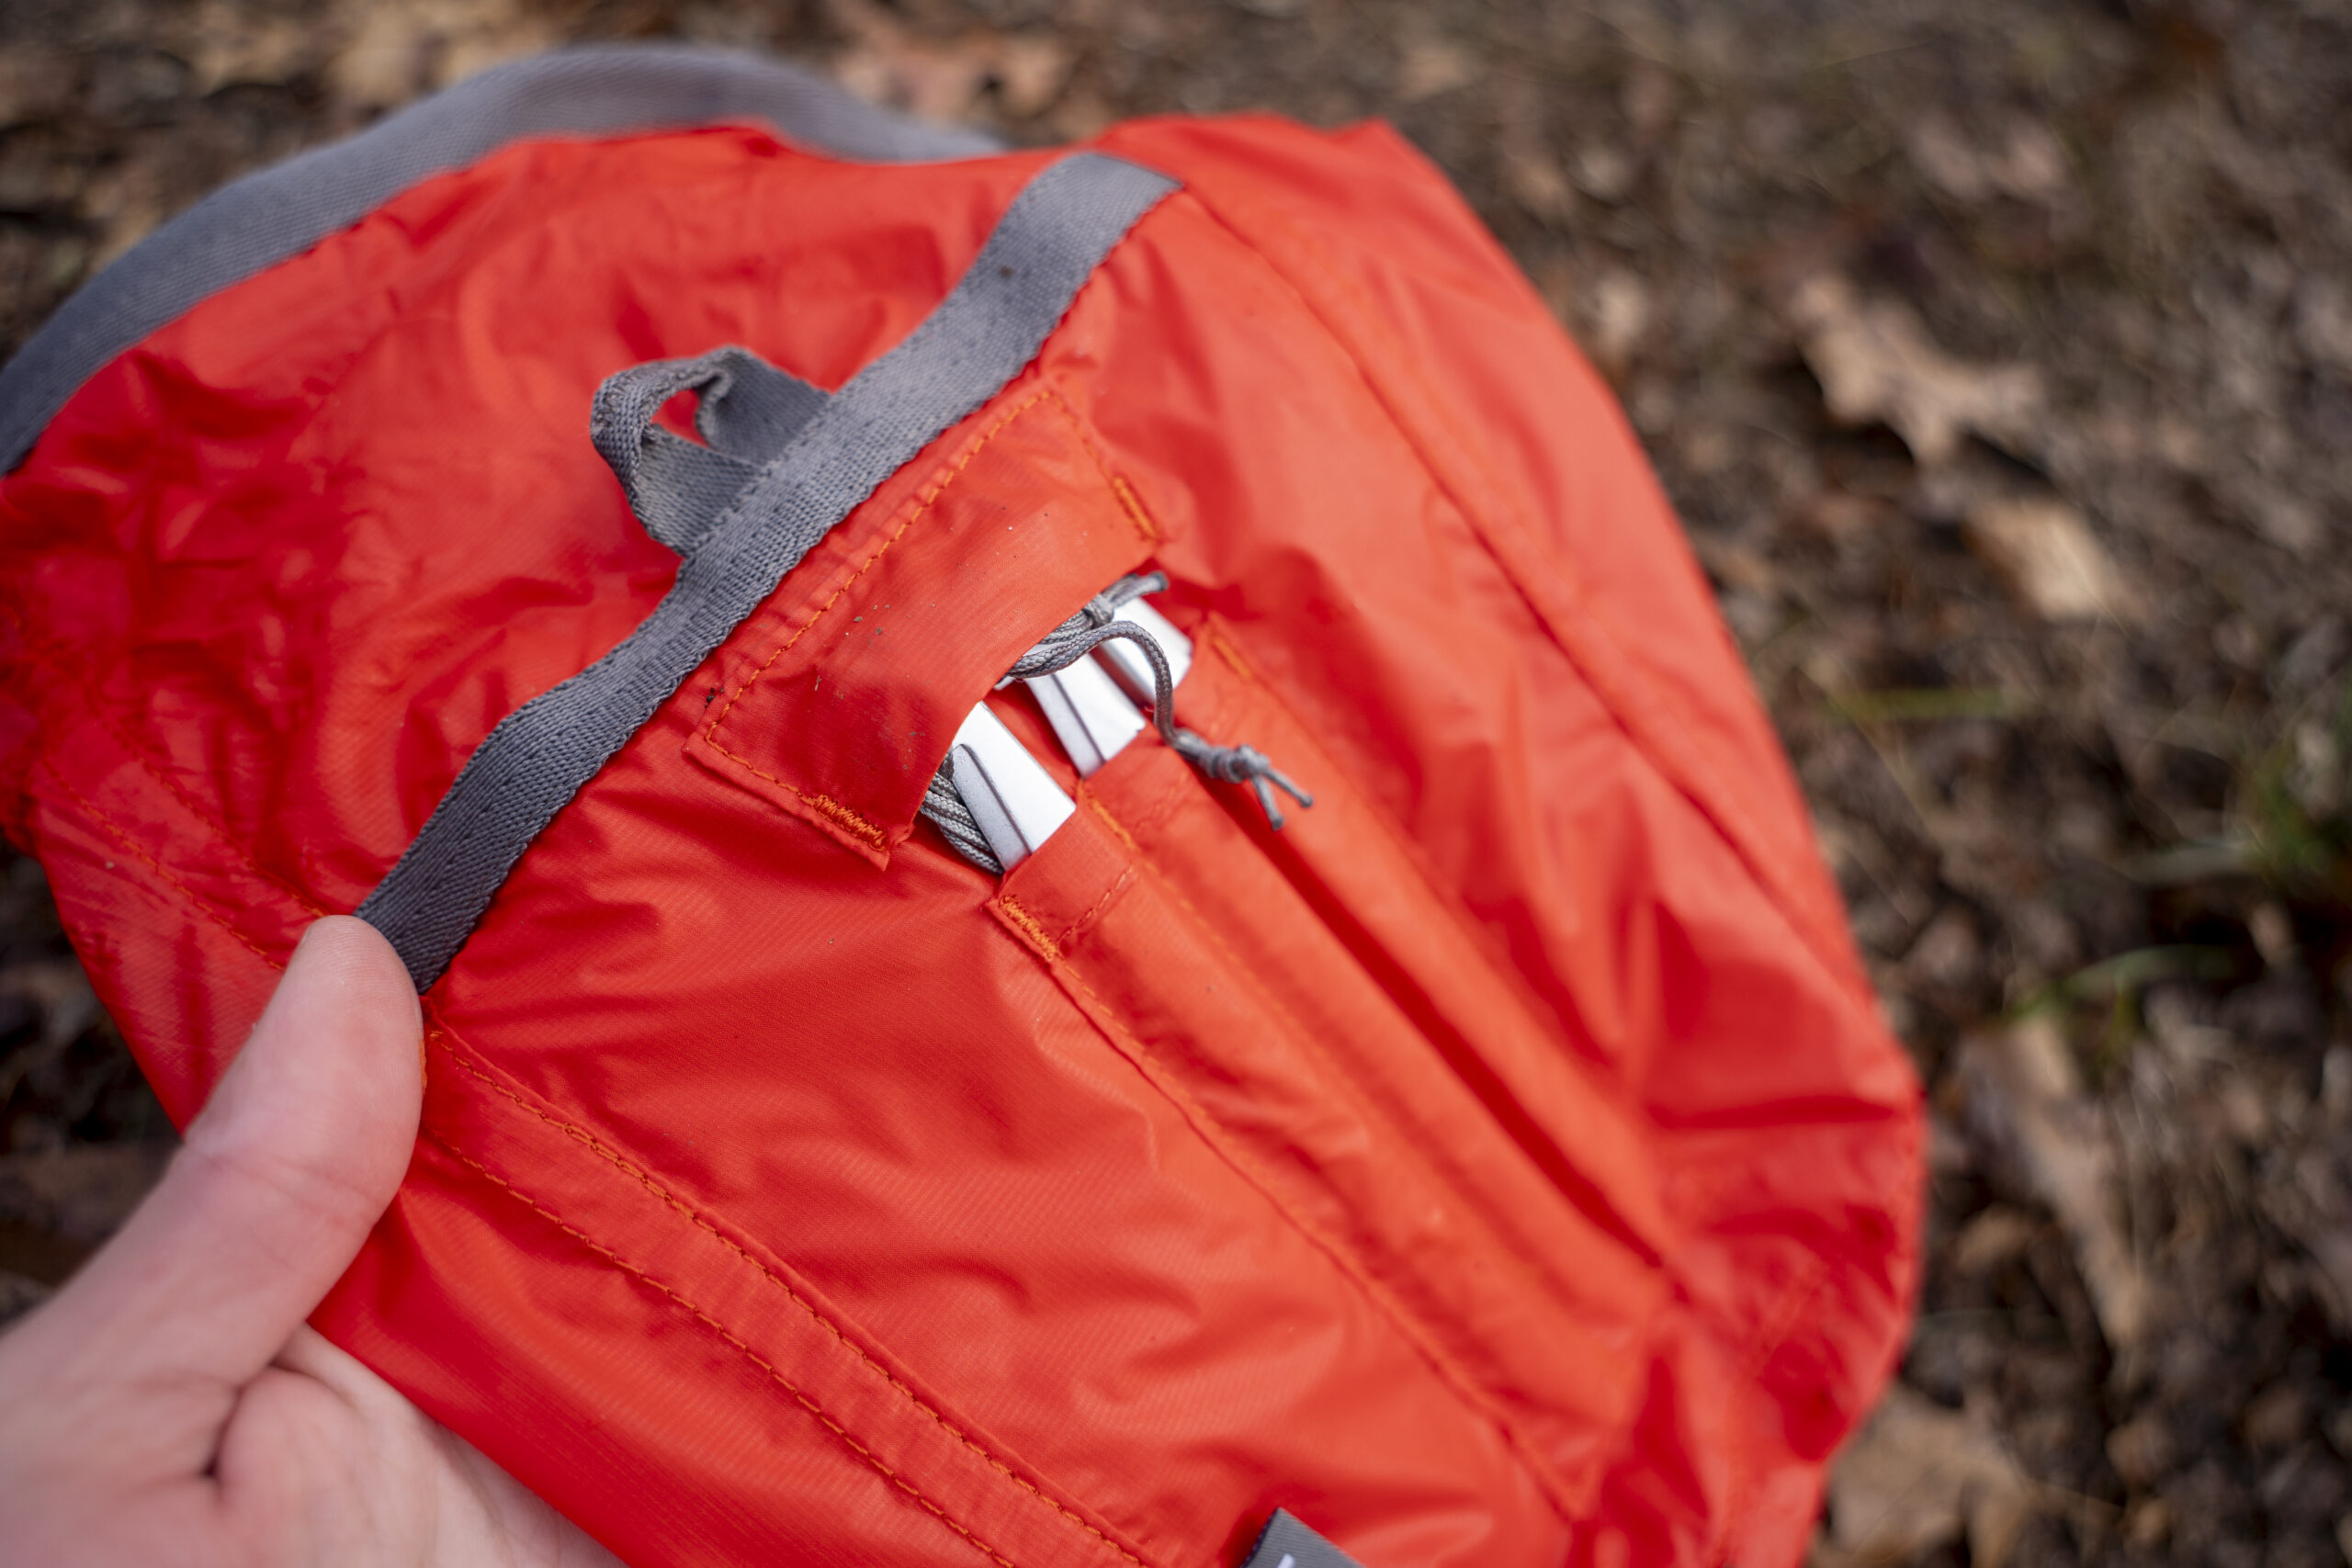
[0,917,622,1567]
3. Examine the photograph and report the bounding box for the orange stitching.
[1199,612,1634,1084]
[791,787,890,849]
[39,759,287,971]
[1063,865,1134,947]
[1037,382,1159,546]
[87,703,333,919]
[425,1025,1147,1568]
[426,1133,1023,1568]
[705,387,1054,740]
[1202,622,1256,683]
[1004,925,1575,1515]
[1193,190,1863,1000]
[688,733,897,849]
[1106,476,1160,544]
[1085,788,1583,1304]
[991,893,1059,958]
[1080,795,1138,855]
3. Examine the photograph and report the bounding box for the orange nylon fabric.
[0,110,1922,1568]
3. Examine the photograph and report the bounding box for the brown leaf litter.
[1791,276,2044,467]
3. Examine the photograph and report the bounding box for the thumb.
[32,916,422,1394]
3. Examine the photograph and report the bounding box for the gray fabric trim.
[356,152,1178,990]
[0,43,1001,472]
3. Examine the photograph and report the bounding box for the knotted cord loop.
[1168,732,1315,830]
[1006,571,1169,676]
[920,574,1313,871]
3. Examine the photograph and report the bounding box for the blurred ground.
[4,0,2351,1562]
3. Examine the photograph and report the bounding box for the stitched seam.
[1080,794,1139,855]
[1202,623,1256,683]
[1318,220,1846,976]
[987,899,1577,1518]
[994,893,1059,956]
[796,785,891,848]
[692,733,894,849]
[5,592,329,921]
[425,1132,1023,1568]
[1036,381,1158,545]
[1193,617,1577,1062]
[85,703,333,918]
[425,1023,1146,1568]
[1106,476,1159,544]
[1181,187,1864,1000]
[38,759,287,970]
[1087,787,1584,1312]
[1059,863,1135,947]
[704,386,1054,740]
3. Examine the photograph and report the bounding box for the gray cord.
[1008,617,1312,827]
[921,583,1312,874]
[921,764,1001,874]
[1003,570,1167,674]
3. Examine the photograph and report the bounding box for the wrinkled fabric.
[0,110,1921,1568]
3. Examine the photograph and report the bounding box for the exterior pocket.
[684,382,1157,866]
[990,638,1674,1514]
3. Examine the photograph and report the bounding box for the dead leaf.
[1572,142,1635,203]
[1819,1387,2033,1568]
[328,2,438,110]
[1951,1204,2038,1276]
[183,2,314,93]
[1953,1014,2152,1352]
[1792,275,2043,465]
[1583,270,1651,377]
[1499,126,1574,223]
[437,18,560,94]
[1963,497,2132,623]
[827,0,1070,125]
[1395,37,1479,102]
[1048,88,1115,144]
[1909,114,2072,206]
[831,37,989,125]
[991,35,1072,119]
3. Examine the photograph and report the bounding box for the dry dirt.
[4,1,2350,1563]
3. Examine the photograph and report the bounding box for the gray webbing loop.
[590,347,830,554]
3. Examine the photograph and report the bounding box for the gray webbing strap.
[0,44,1001,473]
[356,152,1178,990]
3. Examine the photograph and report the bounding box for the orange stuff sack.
[0,46,1922,1568]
